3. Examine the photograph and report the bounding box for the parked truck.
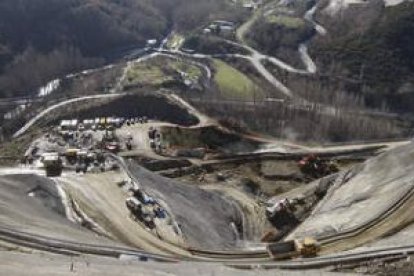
[41,153,63,177]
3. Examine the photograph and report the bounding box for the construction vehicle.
[266,198,292,218]
[148,127,157,140]
[64,148,79,164]
[298,155,338,179]
[267,237,320,259]
[98,118,106,130]
[101,129,120,153]
[126,197,156,229]
[41,153,63,177]
[126,135,133,151]
[75,161,88,173]
[105,141,120,153]
[72,149,98,173]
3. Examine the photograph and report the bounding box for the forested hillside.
[312,1,414,111]
[0,0,244,98]
[0,0,168,98]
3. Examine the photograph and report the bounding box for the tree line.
[0,0,246,99]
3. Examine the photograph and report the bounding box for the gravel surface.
[0,174,123,247]
[127,161,247,250]
[0,251,351,276]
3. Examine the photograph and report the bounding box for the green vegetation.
[166,33,185,50]
[0,0,247,99]
[125,56,203,88]
[0,129,41,165]
[0,0,168,98]
[161,125,259,150]
[246,14,314,56]
[183,35,250,55]
[213,59,263,100]
[127,63,170,87]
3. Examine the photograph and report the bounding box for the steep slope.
[127,161,253,250]
[289,142,414,250]
[0,0,168,98]
[0,174,124,248]
[312,1,414,112]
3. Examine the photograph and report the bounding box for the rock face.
[289,142,414,239]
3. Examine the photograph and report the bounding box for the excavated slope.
[127,161,254,250]
[289,142,414,240]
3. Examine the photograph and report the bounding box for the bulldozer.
[41,153,63,177]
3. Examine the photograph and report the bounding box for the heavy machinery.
[267,237,320,259]
[41,153,63,177]
[75,150,91,174]
[106,141,120,153]
[125,133,133,151]
[148,127,157,140]
[101,130,120,153]
[126,197,156,229]
[64,148,79,164]
[298,155,339,179]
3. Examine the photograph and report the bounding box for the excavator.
[298,154,338,179]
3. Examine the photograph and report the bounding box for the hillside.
[0,0,168,98]
[0,0,247,99]
[312,1,414,112]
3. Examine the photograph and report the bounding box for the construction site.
[1,0,414,273]
[1,90,414,275]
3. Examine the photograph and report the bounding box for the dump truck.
[41,153,63,177]
[267,237,320,259]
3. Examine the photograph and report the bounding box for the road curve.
[13,93,127,138]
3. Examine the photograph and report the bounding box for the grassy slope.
[125,56,203,87]
[213,59,262,100]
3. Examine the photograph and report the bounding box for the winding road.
[12,93,126,138]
